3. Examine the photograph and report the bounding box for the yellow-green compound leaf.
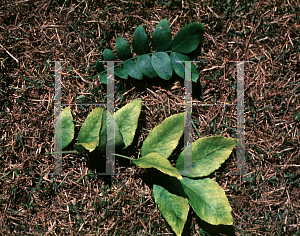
[115,99,142,148]
[151,52,173,80]
[153,184,189,236]
[55,107,74,150]
[180,177,233,225]
[152,19,172,52]
[97,110,124,153]
[171,23,204,54]
[170,52,199,83]
[115,37,131,60]
[132,26,149,55]
[176,136,237,177]
[132,153,183,180]
[74,107,104,153]
[123,60,143,80]
[141,113,184,158]
[136,54,157,78]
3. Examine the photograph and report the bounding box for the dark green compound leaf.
[114,67,128,79]
[151,52,173,80]
[132,26,149,55]
[103,48,117,61]
[74,107,104,153]
[97,110,124,153]
[176,136,237,177]
[153,184,189,236]
[132,153,183,180]
[180,177,233,225]
[171,23,204,54]
[115,99,142,148]
[123,60,143,80]
[96,60,105,73]
[55,107,75,150]
[170,52,199,82]
[152,19,172,52]
[136,54,157,78]
[115,37,131,60]
[141,113,184,158]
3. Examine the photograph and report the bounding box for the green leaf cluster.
[96,19,204,83]
[55,99,142,154]
[115,113,236,235]
[55,100,237,235]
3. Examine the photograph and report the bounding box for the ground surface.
[0,0,299,235]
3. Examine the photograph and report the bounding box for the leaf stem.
[112,153,134,160]
[44,150,79,155]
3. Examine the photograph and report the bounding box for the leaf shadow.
[182,210,235,236]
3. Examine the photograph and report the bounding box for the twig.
[0,44,19,63]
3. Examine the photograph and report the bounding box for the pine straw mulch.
[0,0,299,235]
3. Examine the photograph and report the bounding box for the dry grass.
[0,0,299,235]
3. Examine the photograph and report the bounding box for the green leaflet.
[74,107,104,153]
[96,60,104,73]
[132,26,149,55]
[55,107,75,150]
[100,73,107,84]
[141,113,184,158]
[114,99,142,148]
[115,37,131,60]
[103,48,117,61]
[170,52,199,83]
[151,52,173,80]
[97,110,124,153]
[171,23,204,54]
[153,184,189,236]
[114,67,128,79]
[152,18,172,52]
[176,136,237,177]
[132,153,182,180]
[180,177,233,225]
[136,54,157,78]
[123,60,143,80]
